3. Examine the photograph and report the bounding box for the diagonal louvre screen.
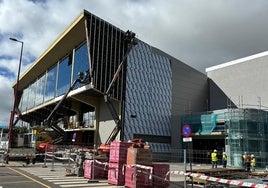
[85,11,128,101]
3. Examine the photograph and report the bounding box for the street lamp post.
[8,38,24,151]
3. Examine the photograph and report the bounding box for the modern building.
[11,9,268,167]
[13,10,207,159]
[206,53,268,168]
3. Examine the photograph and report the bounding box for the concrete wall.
[97,99,121,145]
[207,52,268,110]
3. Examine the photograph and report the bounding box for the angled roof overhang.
[14,10,87,90]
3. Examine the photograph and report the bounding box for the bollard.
[51,144,55,171]
[43,145,47,168]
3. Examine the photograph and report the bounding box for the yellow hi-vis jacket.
[251,157,256,167]
[223,154,227,161]
[211,152,218,162]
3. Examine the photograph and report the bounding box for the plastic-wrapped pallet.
[126,147,152,166]
[109,141,133,163]
[84,159,108,179]
[108,162,126,185]
[108,141,133,186]
[124,164,153,188]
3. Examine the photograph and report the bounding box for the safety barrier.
[167,170,268,188]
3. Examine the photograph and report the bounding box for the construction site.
[2,9,268,187]
[181,105,268,169]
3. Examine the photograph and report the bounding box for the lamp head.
[9,37,18,42]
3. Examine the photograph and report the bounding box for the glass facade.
[57,55,72,96]
[35,74,45,106]
[28,83,35,110]
[44,65,57,102]
[19,42,89,112]
[73,43,90,89]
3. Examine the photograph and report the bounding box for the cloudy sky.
[1,0,268,126]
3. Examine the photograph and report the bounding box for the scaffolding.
[226,108,268,168]
[181,104,268,169]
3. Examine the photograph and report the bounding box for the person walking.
[211,149,218,168]
[250,154,256,172]
[4,151,9,164]
[222,152,227,168]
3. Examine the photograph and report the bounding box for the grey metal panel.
[171,59,208,115]
[170,56,208,150]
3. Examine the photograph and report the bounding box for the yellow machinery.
[33,125,52,151]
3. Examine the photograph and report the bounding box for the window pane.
[57,56,72,96]
[73,43,90,88]
[45,65,57,101]
[35,74,45,105]
[83,111,95,128]
[20,86,29,112]
[28,83,36,109]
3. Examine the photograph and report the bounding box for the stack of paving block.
[84,159,108,179]
[107,141,133,186]
[124,139,154,188]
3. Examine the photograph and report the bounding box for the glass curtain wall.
[20,85,29,112]
[44,65,57,102]
[73,42,90,88]
[57,55,72,96]
[19,42,90,113]
[35,74,46,106]
[27,83,36,109]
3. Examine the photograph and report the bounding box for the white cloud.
[0,75,13,125]
[1,0,268,125]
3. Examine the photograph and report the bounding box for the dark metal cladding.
[84,10,127,101]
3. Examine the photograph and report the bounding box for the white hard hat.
[251,154,254,157]
[223,152,226,154]
[214,149,217,152]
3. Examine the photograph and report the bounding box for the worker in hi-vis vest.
[211,149,218,168]
[222,152,227,168]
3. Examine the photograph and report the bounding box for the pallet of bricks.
[84,157,108,180]
[108,139,170,188]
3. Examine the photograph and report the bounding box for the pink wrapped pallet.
[152,164,170,188]
[109,141,133,163]
[126,147,152,166]
[84,159,108,179]
[108,162,126,186]
[124,164,153,188]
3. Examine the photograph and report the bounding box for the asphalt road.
[0,165,58,188]
[0,161,205,188]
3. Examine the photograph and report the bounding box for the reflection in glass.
[20,86,29,112]
[83,111,95,128]
[73,42,90,88]
[28,83,36,109]
[57,55,72,96]
[35,74,45,105]
[44,65,57,102]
